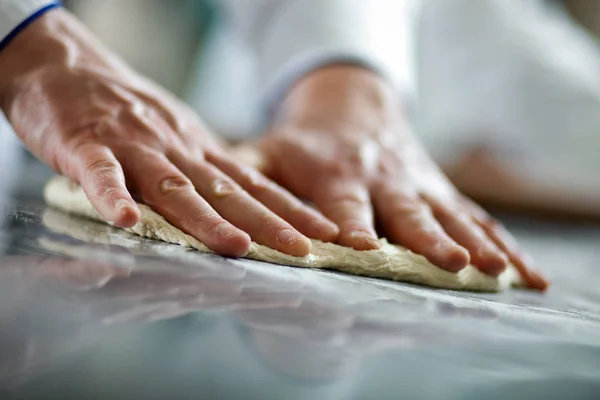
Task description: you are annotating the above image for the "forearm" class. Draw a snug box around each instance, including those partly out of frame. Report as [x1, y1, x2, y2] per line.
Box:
[0, 7, 148, 163]
[0, 7, 138, 91]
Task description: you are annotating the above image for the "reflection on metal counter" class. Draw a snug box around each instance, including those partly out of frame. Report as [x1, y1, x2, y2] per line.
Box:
[0, 167, 599, 400]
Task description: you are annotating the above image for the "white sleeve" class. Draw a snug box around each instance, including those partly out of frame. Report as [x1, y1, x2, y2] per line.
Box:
[219, 0, 416, 115]
[0, 0, 60, 46]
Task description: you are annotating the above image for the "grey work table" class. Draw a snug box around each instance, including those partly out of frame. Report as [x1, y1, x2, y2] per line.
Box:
[0, 162, 599, 400]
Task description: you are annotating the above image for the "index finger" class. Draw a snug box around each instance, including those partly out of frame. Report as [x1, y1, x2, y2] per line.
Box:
[68, 143, 140, 228]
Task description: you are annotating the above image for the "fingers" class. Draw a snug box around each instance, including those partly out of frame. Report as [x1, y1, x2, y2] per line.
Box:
[462, 198, 549, 290]
[373, 187, 470, 271]
[426, 196, 509, 276]
[312, 180, 381, 250]
[121, 149, 251, 257]
[72, 144, 140, 228]
[206, 152, 339, 242]
[171, 153, 312, 257]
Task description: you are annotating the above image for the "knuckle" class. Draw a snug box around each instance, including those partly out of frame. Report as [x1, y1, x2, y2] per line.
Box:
[266, 219, 288, 236]
[484, 216, 502, 229]
[240, 168, 270, 194]
[253, 213, 285, 234]
[97, 185, 120, 199]
[387, 201, 420, 216]
[87, 158, 118, 174]
[329, 193, 368, 208]
[192, 213, 223, 231]
[414, 220, 441, 236]
[158, 175, 193, 195]
[449, 210, 472, 225]
[210, 178, 240, 197]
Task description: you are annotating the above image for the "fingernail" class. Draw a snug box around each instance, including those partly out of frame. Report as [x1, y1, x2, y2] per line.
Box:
[277, 228, 302, 246]
[211, 179, 237, 196]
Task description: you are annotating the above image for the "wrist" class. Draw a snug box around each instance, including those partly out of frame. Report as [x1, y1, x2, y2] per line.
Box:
[0, 2, 63, 49]
[278, 65, 400, 131]
[0, 8, 72, 79]
[0, 9, 129, 111]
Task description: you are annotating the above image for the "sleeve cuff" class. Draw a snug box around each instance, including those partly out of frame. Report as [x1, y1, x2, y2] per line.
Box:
[0, 0, 62, 50]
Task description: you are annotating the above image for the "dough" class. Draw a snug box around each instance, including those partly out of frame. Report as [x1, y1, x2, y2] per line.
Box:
[43, 176, 521, 291]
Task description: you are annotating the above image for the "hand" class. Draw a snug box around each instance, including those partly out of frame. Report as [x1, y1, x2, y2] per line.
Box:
[0, 9, 338, 257]
[250, 65, 548, 290]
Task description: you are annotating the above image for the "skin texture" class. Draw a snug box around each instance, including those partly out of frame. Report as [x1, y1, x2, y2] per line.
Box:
[0, 9, 339, 258]
[245, 65, 548, 290]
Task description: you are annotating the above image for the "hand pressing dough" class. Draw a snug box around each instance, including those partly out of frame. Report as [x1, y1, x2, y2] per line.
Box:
[44, 176, 521, 291]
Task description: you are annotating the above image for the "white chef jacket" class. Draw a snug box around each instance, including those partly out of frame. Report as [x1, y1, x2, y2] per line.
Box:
[0, 0, 60, 46]
[218, 0, 414, 117]
[191, 0, 416, 138]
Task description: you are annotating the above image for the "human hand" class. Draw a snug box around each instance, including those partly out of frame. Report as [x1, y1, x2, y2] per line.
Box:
[0, 9, 338, 257]
[248, 65, 548, 290]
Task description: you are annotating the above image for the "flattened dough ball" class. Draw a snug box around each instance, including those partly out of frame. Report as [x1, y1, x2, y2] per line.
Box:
[44, 176, 521, 291]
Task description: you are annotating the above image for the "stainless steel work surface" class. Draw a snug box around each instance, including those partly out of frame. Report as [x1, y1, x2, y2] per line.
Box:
[1, 166, 599, 400]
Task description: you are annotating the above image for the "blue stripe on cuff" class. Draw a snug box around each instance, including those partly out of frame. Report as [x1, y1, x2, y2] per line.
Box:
[0, 2, 63, 51]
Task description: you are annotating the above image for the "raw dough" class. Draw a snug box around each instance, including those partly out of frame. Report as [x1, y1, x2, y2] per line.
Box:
[43, 176, 521, 291]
